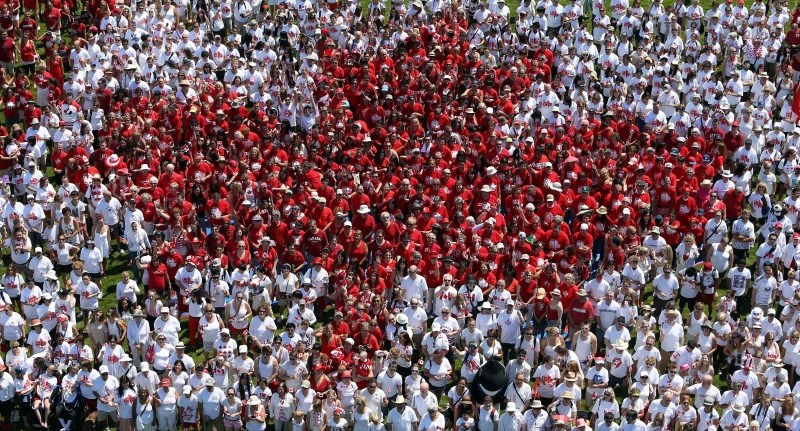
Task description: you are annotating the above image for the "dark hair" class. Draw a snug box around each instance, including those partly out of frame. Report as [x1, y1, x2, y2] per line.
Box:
[237, 373, 253, 400]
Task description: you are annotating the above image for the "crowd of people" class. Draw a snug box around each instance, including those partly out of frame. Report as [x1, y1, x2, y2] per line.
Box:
[0, 0, 799, 430]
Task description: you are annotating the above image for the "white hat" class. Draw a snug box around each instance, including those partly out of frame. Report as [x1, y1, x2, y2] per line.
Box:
[506, 402, 517, 412]
[396, 314, 408, 325]
[239, 345, 248, 353]
[480, 185, 493, 193]
[486, 166, 497, 175]
[160, 307, 170, 314]
[99, 365, 110, 374]
[722, 170, 733, 178]
[431, 322, 441, 331]
[357, 205, 370, 214]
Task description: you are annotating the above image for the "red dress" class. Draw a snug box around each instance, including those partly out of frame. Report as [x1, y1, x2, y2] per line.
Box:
[310, 376, 331, 393]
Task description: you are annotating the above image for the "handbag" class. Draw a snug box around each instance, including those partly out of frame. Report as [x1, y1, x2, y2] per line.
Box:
[145, 343, 156, 363]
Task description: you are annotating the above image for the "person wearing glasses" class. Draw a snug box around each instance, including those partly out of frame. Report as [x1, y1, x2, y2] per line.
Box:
[198, 304, 225, 363]
[674, 395, 699, 430]
[154, 305, 180, 345]
[274, 263, 299, 318]
[279, 350, 308, 392]
[221, 386, 243, 431]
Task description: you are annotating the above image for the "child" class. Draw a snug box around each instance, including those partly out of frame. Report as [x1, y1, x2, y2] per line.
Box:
[368, 413, 386, 431]
[291, 410, 306, 431]
[455, 406, 475, 431]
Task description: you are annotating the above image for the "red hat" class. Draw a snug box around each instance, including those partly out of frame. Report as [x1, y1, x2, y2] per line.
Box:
[313, 257, 323, 265]
[341, 371, 352, 378]
[191, 237, 202, 244]
[776, 223, 784, 228]
[161, 378, 170, 387]
[704, 262, 712, 270]
[731, 121, 739, 127]
[314, 364, 325, 371]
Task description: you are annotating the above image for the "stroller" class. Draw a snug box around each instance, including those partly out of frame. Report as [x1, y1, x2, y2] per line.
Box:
[48, 385, 85, 431]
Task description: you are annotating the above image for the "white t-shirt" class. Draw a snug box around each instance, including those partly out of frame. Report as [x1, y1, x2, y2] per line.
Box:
[178, 394, 200, 423]
[387, 407, 418, 431]
[728, 267, 752, 296]
[532, 364, 560, 398]
[0, 312, 25, 341]
[198, 386, 226, 419]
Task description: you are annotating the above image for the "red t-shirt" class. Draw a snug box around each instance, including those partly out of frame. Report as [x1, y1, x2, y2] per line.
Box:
[567, 298, 595, 325]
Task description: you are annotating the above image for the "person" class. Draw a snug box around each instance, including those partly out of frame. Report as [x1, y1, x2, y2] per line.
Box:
[419, 404, 445, 431]
[178, 385, 200, 430]
[245, 395, 267, 431]
[198, 377, 226, 431]
[2, 1, 800, 430]
[270, 383, 296, 431]
[155, 377, 179, 431]
[222, 387, 243, 431]
[498, 402, 523, 431]
[94, 364, 120, 431]
[133, 385, 157, 431]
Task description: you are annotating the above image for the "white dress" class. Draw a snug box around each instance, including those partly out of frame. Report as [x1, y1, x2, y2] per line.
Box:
[94, 227, 109, 259]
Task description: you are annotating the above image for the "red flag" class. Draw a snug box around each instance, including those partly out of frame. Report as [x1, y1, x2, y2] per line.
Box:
[792, 84, 800, 118]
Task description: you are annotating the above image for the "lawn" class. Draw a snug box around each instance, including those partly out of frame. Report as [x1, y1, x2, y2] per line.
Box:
[0, 0, 776, 425]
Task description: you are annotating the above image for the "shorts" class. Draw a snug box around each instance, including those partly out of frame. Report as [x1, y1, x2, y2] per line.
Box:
[203, 340, 215, 352]
[224, 417, 242, 429]
[97, 409, 118, 422]
[81, 308, 97, 321]
[182, 423, 199, 431]
[699, 293, 715, 305]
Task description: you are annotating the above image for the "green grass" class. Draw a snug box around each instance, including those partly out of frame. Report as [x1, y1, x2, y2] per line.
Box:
[0, 0, 776, 426]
